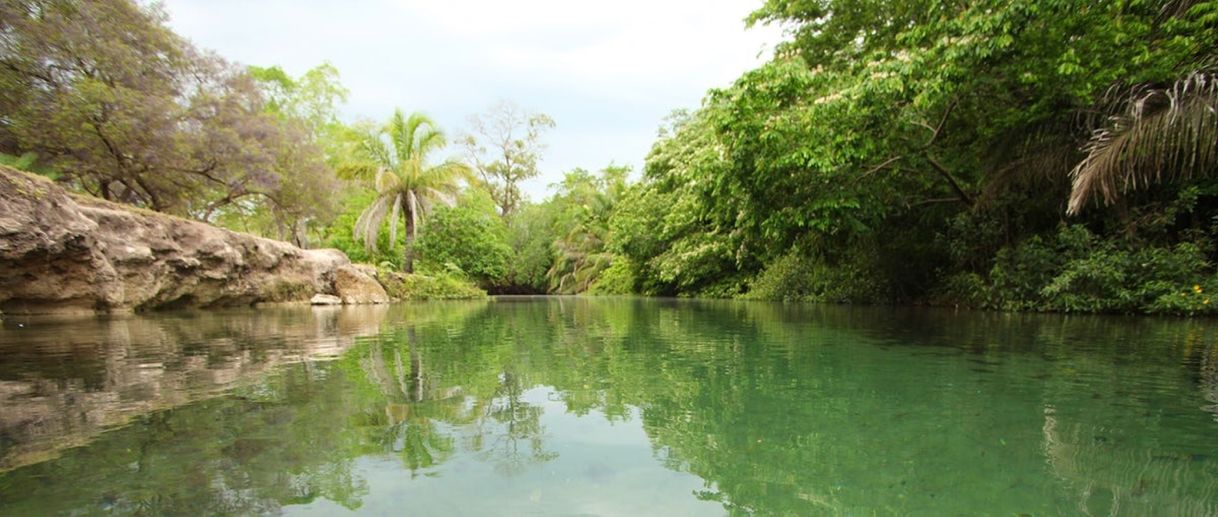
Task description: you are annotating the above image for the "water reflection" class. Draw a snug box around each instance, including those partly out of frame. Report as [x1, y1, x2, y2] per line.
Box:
[0, 305, 389, 472]
[0, 299, 1217, 515]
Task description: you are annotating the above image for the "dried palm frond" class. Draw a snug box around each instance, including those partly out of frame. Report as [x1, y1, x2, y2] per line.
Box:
[1157, 0, 1207, 21]
[355, 194, 391, 252]
[1067, 71, 1218, 215]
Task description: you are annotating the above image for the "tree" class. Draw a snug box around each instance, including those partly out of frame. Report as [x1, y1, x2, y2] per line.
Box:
[617, 0, 1218, 306]
[501, 202, 560, 293]
[415, 190, 513, 286]
[342, 110, 468, 273]
[545, 165, 629, 294]
[460, 100, 555, 217]
[247, 63, 348, 136]
[227, 63, 351, 246]
[0, 0, 303, 218]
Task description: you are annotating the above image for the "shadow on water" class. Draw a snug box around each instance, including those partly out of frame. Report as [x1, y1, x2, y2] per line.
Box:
[1, 298, 1217, 514]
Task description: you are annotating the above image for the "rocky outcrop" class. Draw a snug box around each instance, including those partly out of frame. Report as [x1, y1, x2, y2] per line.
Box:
[0, 166, 386, 314]
[335, 265, 389, 304]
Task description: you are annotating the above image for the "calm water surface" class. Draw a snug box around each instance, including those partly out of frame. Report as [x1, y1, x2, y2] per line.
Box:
[0, 298, 1216, 515]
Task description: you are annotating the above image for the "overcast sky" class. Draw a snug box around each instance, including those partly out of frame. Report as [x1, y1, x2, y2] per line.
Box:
[161, 0, 782, 199]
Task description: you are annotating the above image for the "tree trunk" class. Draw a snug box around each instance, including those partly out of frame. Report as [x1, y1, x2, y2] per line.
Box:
[404, 213, 415, 273]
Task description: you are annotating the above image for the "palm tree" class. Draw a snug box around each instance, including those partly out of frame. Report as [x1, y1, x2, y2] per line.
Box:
[545, 167, 627, 293]
[1067, 71, 1218, 215]
[343, 110, 468, 272]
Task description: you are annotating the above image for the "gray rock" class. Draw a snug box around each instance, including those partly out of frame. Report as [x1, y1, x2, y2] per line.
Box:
[0, 166, 367, 314]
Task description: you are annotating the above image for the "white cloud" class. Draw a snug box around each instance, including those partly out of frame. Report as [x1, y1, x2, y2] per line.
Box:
[162, 0, 782, 198]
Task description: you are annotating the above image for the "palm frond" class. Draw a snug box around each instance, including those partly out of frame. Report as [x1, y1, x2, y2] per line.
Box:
[1067, 71, 1218, 215]
[416, 125, 447, 157]
[425, 187, 456, 208]
[355, 195, 392, 252]
[417, 194, 434, 217]
[357, 129, 395, 171]
[389, 109, 412, 164]
[376, 167, 402, 193]
[345, 107, 474, 271]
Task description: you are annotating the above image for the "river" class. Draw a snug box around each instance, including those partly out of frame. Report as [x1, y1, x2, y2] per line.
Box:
[1, 298, 1216, 515]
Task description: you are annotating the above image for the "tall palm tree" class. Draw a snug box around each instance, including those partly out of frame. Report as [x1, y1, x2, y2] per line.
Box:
[343, 110, 468, 272]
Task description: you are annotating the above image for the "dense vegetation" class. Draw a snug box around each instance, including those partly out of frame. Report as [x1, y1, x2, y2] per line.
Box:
[2, 0, 1216, 313]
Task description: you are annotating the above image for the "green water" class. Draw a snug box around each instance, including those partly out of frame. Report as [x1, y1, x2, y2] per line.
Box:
[1, 299, 1216, 515]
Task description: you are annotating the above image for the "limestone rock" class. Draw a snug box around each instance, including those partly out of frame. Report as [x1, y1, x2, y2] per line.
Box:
[0, 166, 365, 314]
[334, 265, 389, 304]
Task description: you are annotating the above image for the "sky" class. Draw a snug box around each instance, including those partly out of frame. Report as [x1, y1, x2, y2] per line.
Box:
[161, 0, 783, 199]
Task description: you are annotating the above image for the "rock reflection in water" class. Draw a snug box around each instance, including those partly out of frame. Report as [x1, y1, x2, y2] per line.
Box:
[0, 305, 388, 471]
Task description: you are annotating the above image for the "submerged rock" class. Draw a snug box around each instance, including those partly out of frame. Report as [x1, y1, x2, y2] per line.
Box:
[0, 166, 358, 314]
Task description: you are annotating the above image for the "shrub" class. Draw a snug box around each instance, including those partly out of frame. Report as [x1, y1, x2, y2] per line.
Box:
[588, 257, 637, 295]
[980, 225, 1218, 314]
[415, 196, 512, 286]
[744, 252, 882, 303]
[376, 269, 487, 301]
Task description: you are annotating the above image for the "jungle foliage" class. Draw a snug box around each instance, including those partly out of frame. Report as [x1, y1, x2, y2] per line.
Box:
[5, 0, 1218, 313]
[595, 0, 1218, 313]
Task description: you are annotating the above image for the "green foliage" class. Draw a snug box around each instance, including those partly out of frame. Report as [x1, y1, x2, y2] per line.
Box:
[745, 252, 881, 304]
[952, 225, 1218, 315]
[377, 269, 487, 300]
[211, 62, 352, 246]
[0, 152, 58, 179]
[247, 62, 349, 134]
[0, 0, 338, 226]
[415, 191, 512, 286]
[620, 0, 1218, 314]
[5, 0, 1216, 315]
[500, 202, 558, 293]
[608, 116, 750, 296]
[587, 257, 637, 295]
[545, 166, 629, 294]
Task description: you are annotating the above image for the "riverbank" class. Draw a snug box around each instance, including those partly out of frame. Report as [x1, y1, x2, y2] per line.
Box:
[0, 166, 483, 314]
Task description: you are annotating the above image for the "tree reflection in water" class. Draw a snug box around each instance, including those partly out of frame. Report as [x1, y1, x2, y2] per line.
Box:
[1, 300, 1218, 514]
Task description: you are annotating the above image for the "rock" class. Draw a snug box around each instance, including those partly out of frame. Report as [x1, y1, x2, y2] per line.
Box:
[350, 263, 380, 280]
[334, 265, 389, 304]
[0, 166, 365, 314]
[310, 294, 342, 305]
